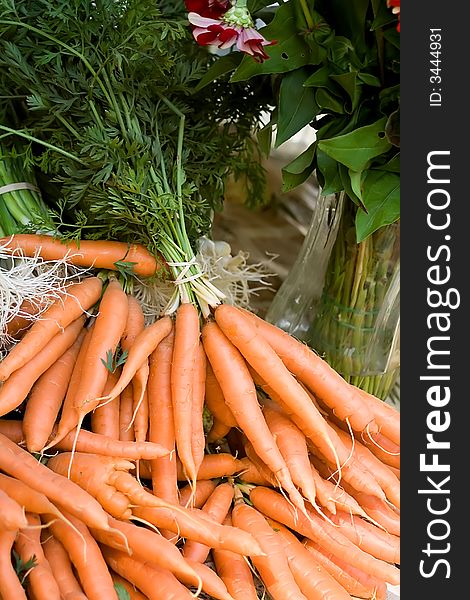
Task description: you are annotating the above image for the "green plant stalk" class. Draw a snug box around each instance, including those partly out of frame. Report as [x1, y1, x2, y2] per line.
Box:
[308, 204, 399, 400]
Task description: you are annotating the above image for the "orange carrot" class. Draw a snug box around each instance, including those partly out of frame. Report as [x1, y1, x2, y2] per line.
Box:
[132, 366, 150, 443]
[121, 296, 146, 351]
[236, 456, 273, 487]
[91, 368, 122, 439]
[0, 529, 27, 600]
[52, 277, 129, 446]
[0, 433, 115, 532]
[266, 518, 352, 600]
[23, 328, 86, 453]
[205, 362, 237, 428]
[91, 517, 199, 585]
[171, 302, 200, 487]
[132, 506, 264, 558]
[324, 509, 400, 564]
[0, 276, 102, 381]
[119, 384, 135, 442]
[5, 297, 48, 339]
[47, 511, 118, 600]
[100, 316, 173, 407]
[250, 486, 400, 585]
[179, 479, 217, 509]
[213, 515, 258, 600]
[1, 234, 159, 277]
[182, 481, 234, 562]
[101, 546, 193, 600]
[207, 418, 232, 443]
[191, 342, 207, 479]
[202, 321, 307, 516]
[14, 513, 61, 600]
[176, 453, 244, 481]
[0, 488, 28, 531]
[42, 535, 88, 600]
[0, 419, 169, 460]
[303, 539, 388, 599]
[231, 492, 308, 600]
[363, 431, 400, 470]
[148, 327, 179, 508]
[262, 401, 318, 508]
[358, 389, 400, 446]
[214, 307, 344, 477]
[238, 307, 379, 434]
[346, 492, 400, 537]
[0, 315, 86, 417]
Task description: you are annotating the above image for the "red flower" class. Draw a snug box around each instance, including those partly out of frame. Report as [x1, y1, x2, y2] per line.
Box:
[185, 0, 229, 19]
[236, 27, 273, 63]
[188, 13, 239, 49]
[387, 0, 400, 32]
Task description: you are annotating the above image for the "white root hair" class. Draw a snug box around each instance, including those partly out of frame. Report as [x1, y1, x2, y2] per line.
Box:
[0, 242, 90, 356]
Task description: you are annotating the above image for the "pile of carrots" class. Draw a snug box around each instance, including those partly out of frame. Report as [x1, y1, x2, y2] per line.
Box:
[0, 235, 400, 600]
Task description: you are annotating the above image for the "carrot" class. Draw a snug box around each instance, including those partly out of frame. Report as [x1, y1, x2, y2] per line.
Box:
[213, 515, 258, 600]
[249, 486, 400, 585]
[262, 401, 318, 509]
[47, 511, 118, 600]
[207, 418, 232, 443]
[202, 321, 307, 516]
[110, 572, 148, 600]
[0, 315, 86, 417]
[44, 323, 94, 449]
[91, 368, 122, 439]
[237, 307, 379, 434]
[205, 362, 237, 428]
[304, 540, 388, 600]
[121, 296, 146, 351]
[266, 518, 352, 600]
[5, 297, 48, 339]
[0, 433, 116, 532]
[1, 234, 159, 277]
[42, 535, 88, 600]
[0, 419, 170, 460]
[0, 488, 28, 531]
[0, 529, 27, 600]
[132, 367, 150, 443]
[23, 328, 86, 453]
[101, 546, 193, 600]
[329, 422, 400, 508]
[308, 461, 366, 517]
[253, 368, 386, 500]
[148, 327, 179, 508]
[177, 453, 244, 481]
[14, 513, 61, 600]
[132, 506, 264, 557]
[213, 307, 343, 479]
[171, 302, 200, 487]
[182, 559, 235, 600]
[0, 276, 102, 381]
[323, 509, 400, 564]
[231, 491, 308, 600]
[179, 479, 217, 509]
[191, 342, 207, 479]
[358, 389, 400, 446]
[363, 431, 400, 470]
[119, 384, 135, 442]
[100, 315, 173, 407]
[52, 277, 129, 448]
[242, 439, 279, 488]
[182, 481, 234, 562]
[236, 456, 273, 487]
[91, 517, 199, 585]
[345, 492, 400, 537]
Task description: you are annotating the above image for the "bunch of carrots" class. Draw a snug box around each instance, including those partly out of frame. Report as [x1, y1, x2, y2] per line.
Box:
[0, 233, 400, 600]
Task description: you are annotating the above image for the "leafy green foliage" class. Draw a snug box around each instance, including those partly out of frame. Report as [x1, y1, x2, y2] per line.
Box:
[0, 0, 272, 258]
[12, 550, 37, 587]
[114, 583, 131, 600]
[101, 345, 128, 373]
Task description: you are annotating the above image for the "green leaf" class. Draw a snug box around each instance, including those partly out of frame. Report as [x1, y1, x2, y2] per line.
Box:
[321, 0, 370, 53]
[281, 142, 316, 191]
[101, 346, 128, 373]
[101, 349, 115, 373]
[315, 88, 345, 114]
[13, 550, 37, 585]
[193, 54, 243, 92]
[329, 72, 359, 110]
[357, 72, 381, 87]
[257, 122, 273, 158]
[114, 260, 138, 276]
[114, 583, 131, 600]
[275, 68, 319, 148]
[349, 168, 364, 201]
[317, 118, 391, 172]
[316, 150, 343, 195]
[230, 2, 313, 82]
[355, 170, 400, 241]
[282, 166, 313, 192]
[378, 153, 400, 173]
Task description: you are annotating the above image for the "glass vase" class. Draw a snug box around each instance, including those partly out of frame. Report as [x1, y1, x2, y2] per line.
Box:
[266, 190, 400, 400]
